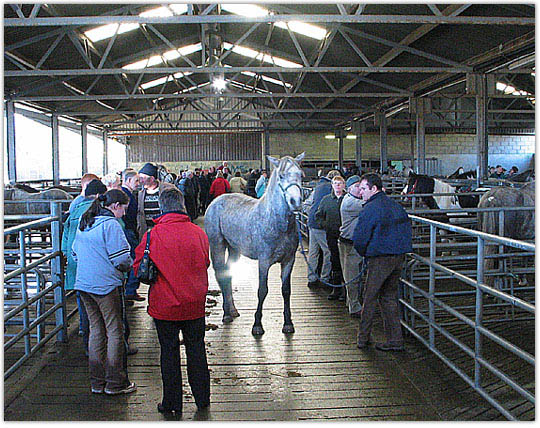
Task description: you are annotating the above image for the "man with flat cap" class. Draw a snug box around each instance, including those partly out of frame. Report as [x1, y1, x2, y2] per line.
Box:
[136, 162, 175, 241]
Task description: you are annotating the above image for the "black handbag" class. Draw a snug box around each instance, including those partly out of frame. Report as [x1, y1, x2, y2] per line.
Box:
[136, 230, 157, 284]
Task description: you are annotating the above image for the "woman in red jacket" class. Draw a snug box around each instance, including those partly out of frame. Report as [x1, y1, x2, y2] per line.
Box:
[134, 187, 210, 416]
[209, 170, 230, 200]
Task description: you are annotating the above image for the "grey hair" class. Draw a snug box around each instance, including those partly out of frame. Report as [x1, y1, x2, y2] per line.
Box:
[158, 187, 186, 213]
[122, 169, 137, 181]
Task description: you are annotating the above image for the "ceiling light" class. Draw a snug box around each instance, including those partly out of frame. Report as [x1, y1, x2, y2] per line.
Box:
[212, 77, 227, 92]
[325, 135, 335, 139]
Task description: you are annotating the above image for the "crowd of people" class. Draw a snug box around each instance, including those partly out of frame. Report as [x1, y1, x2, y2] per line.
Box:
[489, 164, 519, 179]
[59, 158, 412, 414]
[306, 170, 412, 351]
[58, 160, 272, 414]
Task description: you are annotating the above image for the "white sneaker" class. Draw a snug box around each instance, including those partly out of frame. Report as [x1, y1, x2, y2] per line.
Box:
[104, 382, 137, 395]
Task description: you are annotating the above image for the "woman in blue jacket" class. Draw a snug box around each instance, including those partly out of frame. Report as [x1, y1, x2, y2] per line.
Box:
[72, 189, 136, 395]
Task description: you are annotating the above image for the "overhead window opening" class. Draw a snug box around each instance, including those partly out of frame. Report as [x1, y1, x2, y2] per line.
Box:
[140, 71, 193, 90]
[222, 42, 302, 68]
[241, 71, 292, 88]
[221, 4, 327, 40]
[122, 43, 202, 70]
[227, 79, 270, 94]
[83, 4, 188, 43]
[496, 81, 535, 104]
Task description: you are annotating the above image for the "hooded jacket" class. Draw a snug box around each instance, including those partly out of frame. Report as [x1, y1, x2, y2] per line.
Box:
[133, 212, 210, 321]
[339, 192, 365, 242]
[72, 209, 132, 295]
[61, 198, 93, 290]
[352, 191, 412, 258]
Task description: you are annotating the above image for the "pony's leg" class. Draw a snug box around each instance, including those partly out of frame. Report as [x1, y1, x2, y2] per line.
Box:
[210, 240, 236, 323]
[280, 257, 295, 334]
[252, 260, 271, 336]
[226, 247, 240, 318]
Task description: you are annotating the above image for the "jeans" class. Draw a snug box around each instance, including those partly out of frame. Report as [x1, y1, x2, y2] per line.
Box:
[307, 228, 331, 283]
[357, 255, 405, 345]
[79, 287, 130, 392]
[123, 228, 140, 296]
[337, 240, 363, 314]
[326, 233, 343, 283]
[154, 317, 210, 412]
[76, 291, 89, 351]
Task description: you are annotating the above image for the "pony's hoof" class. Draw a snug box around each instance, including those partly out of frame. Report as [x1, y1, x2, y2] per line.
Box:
[222, 315, 234, 323]
[251, 325, 265, 336]
[282, 324, 295, 334]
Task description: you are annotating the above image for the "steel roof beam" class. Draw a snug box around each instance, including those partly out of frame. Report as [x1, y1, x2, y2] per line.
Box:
[5, 66, 469, 77]
[5, 15, 535, 26]
[16, 92, 411, 102]
[60, 108, 367, 116]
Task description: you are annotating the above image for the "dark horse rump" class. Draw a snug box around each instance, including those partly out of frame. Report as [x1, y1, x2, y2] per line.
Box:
[477, 181, 535, 289]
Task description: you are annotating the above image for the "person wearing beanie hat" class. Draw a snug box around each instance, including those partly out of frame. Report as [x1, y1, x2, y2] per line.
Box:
[337, 175, 365, 317]
[139, 162, 158, 179]
[137, 163, 176, 241]
[85, 179, 108, 197]
[346, 175, 361, 189]
[62, 178, 108, 354]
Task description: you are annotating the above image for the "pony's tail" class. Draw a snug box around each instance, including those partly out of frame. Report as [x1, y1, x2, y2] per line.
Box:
[478, 203, 499, 286]
[79, 195, 106, 231]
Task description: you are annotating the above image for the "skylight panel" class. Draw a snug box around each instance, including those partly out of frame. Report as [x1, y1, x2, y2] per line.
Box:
[241, 71, 292, 88]
[221, 4, 268, 17]
[221, 4, 327, 40]
[227, 79, 270, 94]
[223, 42, 302, 68]
[84, 23, 139, 43]
[139, 6, 173, 17]
[84, 5, 188, 43]
[122, 43, 202, 70]
[275, 21, 327, 40]
[140, 71, 193, 90]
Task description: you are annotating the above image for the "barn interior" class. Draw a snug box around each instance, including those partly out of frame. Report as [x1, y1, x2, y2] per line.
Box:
[3, 3, 536, 422]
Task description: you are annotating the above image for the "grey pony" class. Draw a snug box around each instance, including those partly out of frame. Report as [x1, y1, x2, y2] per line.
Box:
[205, 153, 305, 336]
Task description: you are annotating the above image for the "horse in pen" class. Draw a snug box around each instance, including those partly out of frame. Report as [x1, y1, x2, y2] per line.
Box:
[477, 181, 535, 290]
[205, 153, 305, 336]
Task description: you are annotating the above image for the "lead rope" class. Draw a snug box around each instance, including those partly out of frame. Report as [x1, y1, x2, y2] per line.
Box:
[294, 216, 366, 289]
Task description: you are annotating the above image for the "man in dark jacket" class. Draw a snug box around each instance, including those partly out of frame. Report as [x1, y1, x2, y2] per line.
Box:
[121, 169, 144, 301]
[315, 175, 346, 300]
[352, 173, 412, 352]
[306, 170, 342, 288]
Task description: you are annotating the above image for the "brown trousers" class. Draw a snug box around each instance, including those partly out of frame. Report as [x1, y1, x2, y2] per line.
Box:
[357, 254, 405, 345]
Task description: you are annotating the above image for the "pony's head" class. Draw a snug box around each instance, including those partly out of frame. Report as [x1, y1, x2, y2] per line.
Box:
[268, 153, 305, 211]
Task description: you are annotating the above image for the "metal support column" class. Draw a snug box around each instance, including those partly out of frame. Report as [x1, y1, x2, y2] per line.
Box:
[376, 111, 387, 174]
[335, 129, 345, 171]
[51, 113, 60, 185]
[411, 98, 427, 174]
[262, 128, 270, 171]
[102, 129, 108, 175]
[352, 121, 363, 171]
[6, 101, 17, 183]
[476, 75, 489, 180]
[81, 122, 88, 175]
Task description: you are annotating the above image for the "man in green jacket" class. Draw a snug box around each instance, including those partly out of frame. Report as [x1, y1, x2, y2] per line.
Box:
[315, 175, 346, 301]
